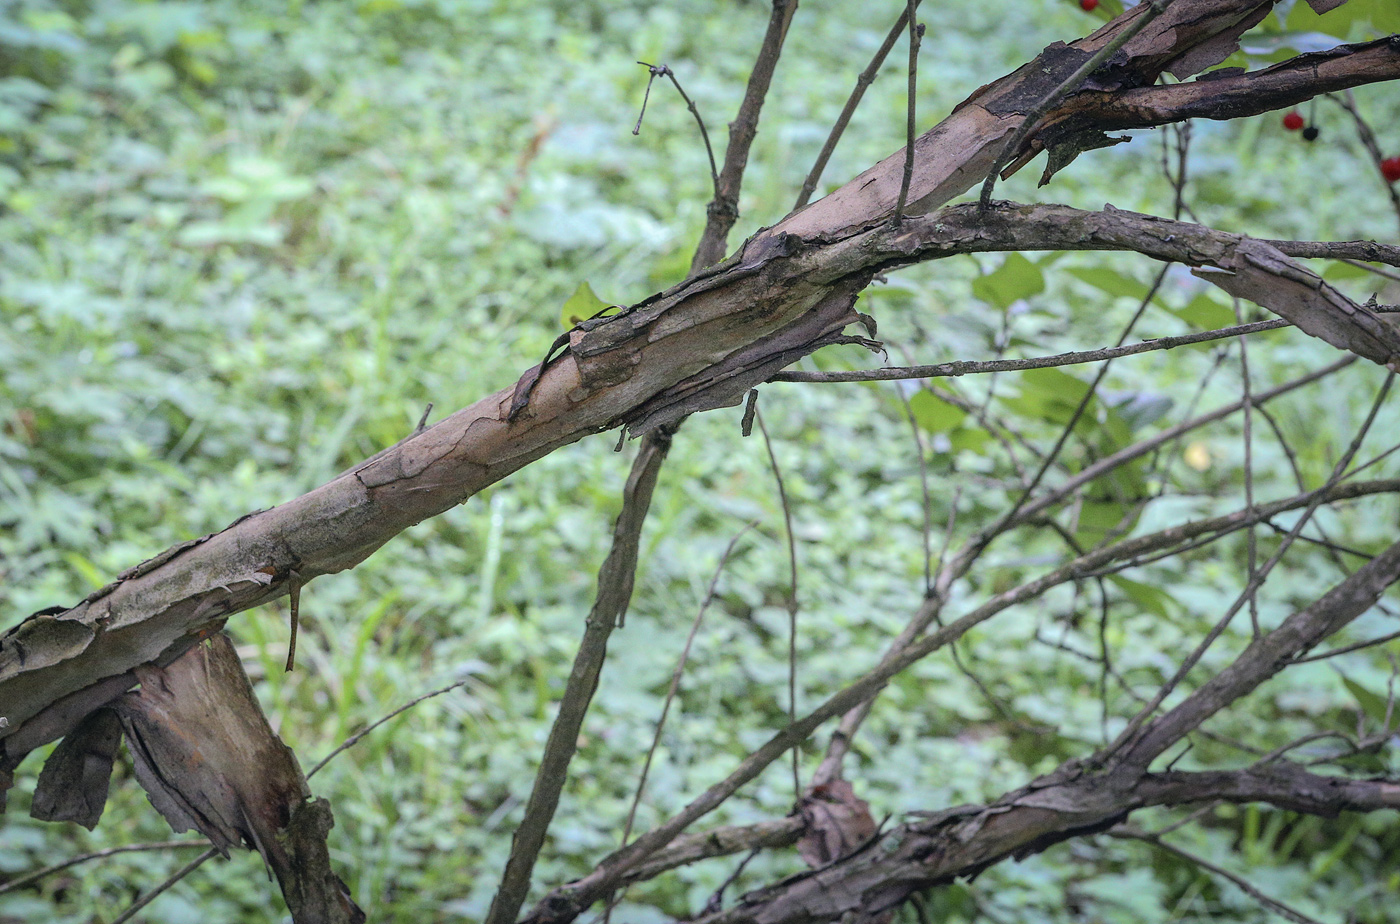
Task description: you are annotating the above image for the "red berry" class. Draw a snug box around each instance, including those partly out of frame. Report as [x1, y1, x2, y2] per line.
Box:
[1080, 0, 1098, 9]
[1282, 111, 1304, 131]
[1382, 157, 1400, 184]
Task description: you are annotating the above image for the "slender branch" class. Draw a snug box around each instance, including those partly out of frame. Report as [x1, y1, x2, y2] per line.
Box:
[1113, 828, 1328, 924]
[0, 840, 207, 897]
[754, 408, 802, 797]
[635, 63, 719, 193]
[1328, 89, 1400, 237]
[937, 356, 1356, 602]
[484, 431, 673, 924]
[616, 524, 755, 863]
[1236, 298, 1260, 637]
[1109, 373, 1396, 767]
[793, 1, 920, 210]
[690, 0, 800, 273]
[1291, 627, 1400, 664]
[893, 0, 921, 222]
[524, 477, 1400, 922]
[770, 319, 1291, 383]
[307, 676, 479, 778]
[109, 848, 219, 924]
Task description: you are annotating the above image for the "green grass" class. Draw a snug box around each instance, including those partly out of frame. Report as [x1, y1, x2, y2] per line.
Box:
[4, 1, 1400, 921]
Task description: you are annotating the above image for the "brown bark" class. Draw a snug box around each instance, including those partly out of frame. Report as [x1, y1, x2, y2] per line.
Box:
[4, 2, 1400, 917]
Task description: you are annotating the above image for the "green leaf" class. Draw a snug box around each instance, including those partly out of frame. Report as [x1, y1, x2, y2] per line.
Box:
[1108, 575, 1177, 619]
[1339, 674, 1393, 730]
[1073, 499, 1135, 548]
[909, 390, 967, 433]
[971, 253, 1044, 309]
[1285, 0, 1400, 38]
[1172, 292, 1235, 330]
[1006, 367, 1093, 426]
[559, 280, 608, 329]
[1065, 266, 1150, 301]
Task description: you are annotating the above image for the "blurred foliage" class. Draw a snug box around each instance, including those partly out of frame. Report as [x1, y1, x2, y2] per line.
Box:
[2, 0, 1400, 921]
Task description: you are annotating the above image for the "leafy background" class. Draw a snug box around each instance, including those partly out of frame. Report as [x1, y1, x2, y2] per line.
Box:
[2, 0, 1399, 921]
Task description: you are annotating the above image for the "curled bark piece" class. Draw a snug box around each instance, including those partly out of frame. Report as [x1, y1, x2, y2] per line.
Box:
[30, 708, 122, 830]
[115, 633, 363, 924]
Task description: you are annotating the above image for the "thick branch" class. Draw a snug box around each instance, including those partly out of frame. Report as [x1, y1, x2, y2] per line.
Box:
[7, 196, 1396, 793]
[684, 760, 1400, 924]
[484, 433, 672, 924]
[1044, 35, 1400, 136]
[8, 0, 1392, 808]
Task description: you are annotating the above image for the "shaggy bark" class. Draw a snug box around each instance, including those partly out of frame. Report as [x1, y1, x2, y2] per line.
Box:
[4, 1, 1400, 919]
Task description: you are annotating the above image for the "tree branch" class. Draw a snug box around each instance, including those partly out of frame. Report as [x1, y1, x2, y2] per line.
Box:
[771, 318, 1291, 382]
[690, 0, 800, 272]
[484, 431, 672, 924]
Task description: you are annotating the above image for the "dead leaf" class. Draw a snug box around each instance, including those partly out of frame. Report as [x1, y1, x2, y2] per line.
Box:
[796, 778, 878, 867]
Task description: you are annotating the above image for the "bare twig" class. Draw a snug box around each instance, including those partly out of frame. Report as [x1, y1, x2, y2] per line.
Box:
[109, 848, 220, 924]
[1235, 299, 1260, 637]
[1291, 627, 1400, 664]
[611, 522, 756, 916]
[0, 840, 207, 897]
[893, 0, 921, 222]
[484, 431, 673, 924]
[895, 384, 935, 592]
[769, 318, 1291, 383]
[1328, 90, 1400, 237]
[524, 477, 1400, 921]
[1107, 372, 1395, 765]
[755, 408, 802, 797]
[635, 63, 719, 194]
[690, 0, 800, 272]
[1113, 828, 1328, 924]
[793, 1, 921, 210]
[307, 676, 479, 778]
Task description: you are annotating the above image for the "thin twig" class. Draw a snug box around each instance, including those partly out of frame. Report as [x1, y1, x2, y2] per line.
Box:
[970, 266, 1167, 588]
[484, 431, 673, 924]
[755, 407, 802, 797]
[635, 63, 719, 194]
[308, 676, 479, 778]
[770, 318, 1291, 382]
[109, 848, 220, 924]
[1292, 627, 1400, 664]
[1327, 90, 1400, 237]
[1235, 299, 1260, 637]
[1107, 372, 1396, 765]
[526, 476, 1400, 918]
[895, 384, 935, 593]
[607, 523, 755, 922]
[1114, 828, 1328, 924]
[979, 0, 1172, 209]
[937, 356, 1355, 602]
[793, 1, 921, 210]
[893, 0, 921, 222]
[0, 840, 207, 897]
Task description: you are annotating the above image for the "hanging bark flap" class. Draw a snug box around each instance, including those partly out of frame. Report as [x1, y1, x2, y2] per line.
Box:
[30, 707, 123, 830]
[115, 633, 363, 924]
